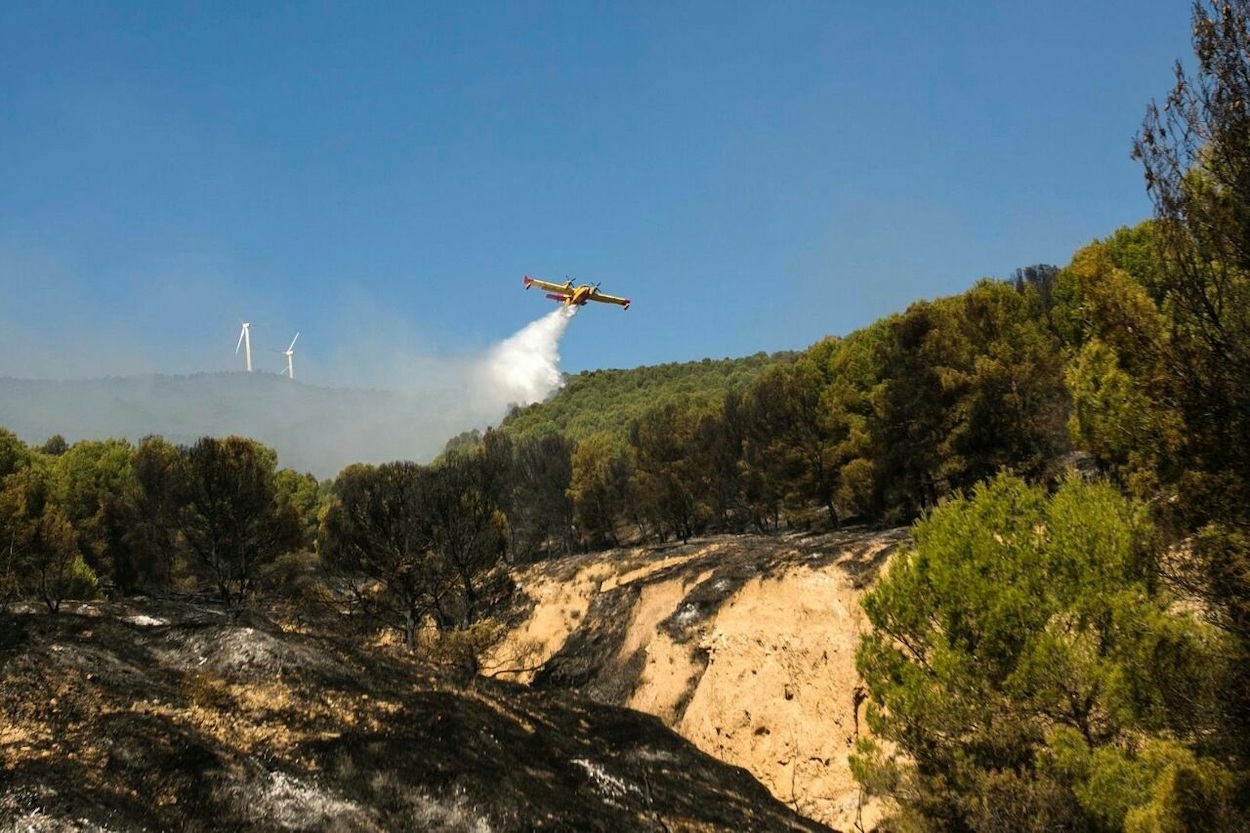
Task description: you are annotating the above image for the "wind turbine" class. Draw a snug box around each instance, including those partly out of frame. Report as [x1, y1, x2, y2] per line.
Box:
[281, 332, 299, 379]
[235, 322, 252, 372]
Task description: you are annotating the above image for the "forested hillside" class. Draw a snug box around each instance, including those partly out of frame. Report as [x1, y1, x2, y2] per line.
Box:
[5, 3, 1250, 830]
[498, 351, 788, 444]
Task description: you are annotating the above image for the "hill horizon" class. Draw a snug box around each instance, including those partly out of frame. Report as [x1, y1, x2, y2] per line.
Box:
[0, 372, 477, 478]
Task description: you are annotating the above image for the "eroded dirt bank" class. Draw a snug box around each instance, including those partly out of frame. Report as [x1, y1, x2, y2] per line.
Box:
[486, 529, 908, 831]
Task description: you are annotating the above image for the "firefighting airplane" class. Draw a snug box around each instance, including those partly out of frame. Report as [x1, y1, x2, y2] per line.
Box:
[522, 275, 631, 310]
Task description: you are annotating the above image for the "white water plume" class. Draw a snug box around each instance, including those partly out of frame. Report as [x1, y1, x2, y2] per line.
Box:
[476, 306, 577, 408]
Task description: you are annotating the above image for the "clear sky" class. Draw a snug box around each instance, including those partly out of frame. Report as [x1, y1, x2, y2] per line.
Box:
[1, 1, 1194, 384]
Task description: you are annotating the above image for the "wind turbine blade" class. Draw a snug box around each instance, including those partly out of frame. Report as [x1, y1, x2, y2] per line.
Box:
[236, 327, 245, 354]
[287, 332, 300, 352]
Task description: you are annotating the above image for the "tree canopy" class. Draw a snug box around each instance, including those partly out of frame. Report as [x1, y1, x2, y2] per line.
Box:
[855, 475, 1236, 831]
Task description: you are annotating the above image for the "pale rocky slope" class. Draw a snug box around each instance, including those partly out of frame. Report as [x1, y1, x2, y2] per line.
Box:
[486, 528, 908, 831]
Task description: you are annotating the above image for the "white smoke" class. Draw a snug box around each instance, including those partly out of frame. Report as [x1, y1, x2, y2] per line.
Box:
[475, 306, 577, 409]
[0, 305, 583, 478]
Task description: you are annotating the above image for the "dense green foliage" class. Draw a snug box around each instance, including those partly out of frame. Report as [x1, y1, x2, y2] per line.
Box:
[561, 277, 1072, 542]
[0, 434, 292, 611]
[855, 475, 1236, 830]
[499, 352, 787, 443]
[0, 434, 94, 613]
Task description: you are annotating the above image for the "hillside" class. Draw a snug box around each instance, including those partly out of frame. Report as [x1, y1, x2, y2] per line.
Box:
[0, 598, 833, 832]
[499, 352, 789, 443]
[0, 353, 791, 478]
[486, 528, 908, 831]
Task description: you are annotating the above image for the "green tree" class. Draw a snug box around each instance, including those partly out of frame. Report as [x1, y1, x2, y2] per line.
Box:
[854, 475, 1233, 830]
[176, 436, 301, 610]
[628, 402, 704, 542]
[273, 466, 325, 550]
[869, 299, 970, 519]
[690, 390, 759, 532]
[421, 447, 509, 629]
[725, 389, 784, 532]
[38, 434, 68, 457]
[568, 432, 632, 548]
[0, 429, 34, 603]
[51, 438, 134, 583]
[0, 463, 96, 612]
[949, 280, 1069, 488]
[439, 428, 483, 458]
[507, 433, 575, 561]
[864, 284, 1068, 523]
[321, 462, 447, 647]
[0, 428, 32, 481]
[1052, 233, 1178, 496]
[1010, 263, 1061, 315]
[824, 320, 892, 521]
[747, 343, 849, 527]
[1133, 0, 1250, 757]
[322, 449, 508, 645]
[112, 435, 184, 593]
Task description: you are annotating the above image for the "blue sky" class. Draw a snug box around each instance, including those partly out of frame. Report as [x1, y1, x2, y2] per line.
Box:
[1, 2, 1193, 383]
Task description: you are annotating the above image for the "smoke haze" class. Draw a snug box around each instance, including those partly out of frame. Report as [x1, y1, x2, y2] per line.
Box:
[0, 307, 579, 478]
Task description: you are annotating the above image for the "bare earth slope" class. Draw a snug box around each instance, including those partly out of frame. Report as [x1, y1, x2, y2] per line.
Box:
[0, 600, 832, 832]
[487, 529, 908, 831]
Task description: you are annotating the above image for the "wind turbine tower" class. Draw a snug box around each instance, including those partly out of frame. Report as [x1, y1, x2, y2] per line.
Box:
[236, 322, 253, 372]
[282, 332, 299, 380]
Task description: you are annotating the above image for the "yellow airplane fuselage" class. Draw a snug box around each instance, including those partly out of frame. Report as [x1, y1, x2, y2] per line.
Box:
[523, 275, 631, 310]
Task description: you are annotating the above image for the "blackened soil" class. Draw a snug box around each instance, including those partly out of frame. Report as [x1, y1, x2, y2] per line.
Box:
[0, 599, 833, 832]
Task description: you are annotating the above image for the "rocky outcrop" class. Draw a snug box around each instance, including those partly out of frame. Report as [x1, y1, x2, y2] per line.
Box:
[488, 529, 908, 830]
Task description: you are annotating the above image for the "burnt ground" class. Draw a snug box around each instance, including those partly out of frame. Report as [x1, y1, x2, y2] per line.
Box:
[0, 598, 833, 832]
[526, 528, 908, 716]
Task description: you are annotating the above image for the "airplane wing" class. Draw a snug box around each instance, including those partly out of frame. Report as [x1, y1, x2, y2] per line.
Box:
[589, 291, 631, 310]
[522, 275, 572, 297]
